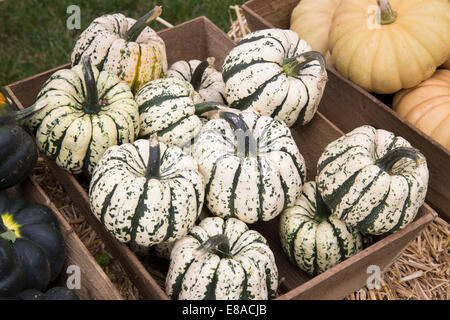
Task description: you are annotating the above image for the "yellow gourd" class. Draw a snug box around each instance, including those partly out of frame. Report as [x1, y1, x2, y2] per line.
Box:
[329, 0, 450, 94]
[393, 69, 450, 150]
[290, 0, 341, 67]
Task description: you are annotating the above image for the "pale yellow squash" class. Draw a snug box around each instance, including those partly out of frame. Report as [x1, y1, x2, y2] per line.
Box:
[290, 0, 341, 67]
[393, 69, 450, 150]
[329, 0, 450, 94]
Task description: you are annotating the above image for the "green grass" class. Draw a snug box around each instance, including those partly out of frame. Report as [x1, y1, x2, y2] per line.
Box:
[0, 0, 246, 85]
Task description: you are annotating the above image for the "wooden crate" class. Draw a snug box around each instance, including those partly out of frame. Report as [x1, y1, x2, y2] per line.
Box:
[5, 16, 437, 300]
[242, 0, 450, 223]
[5, 177, 123, 300]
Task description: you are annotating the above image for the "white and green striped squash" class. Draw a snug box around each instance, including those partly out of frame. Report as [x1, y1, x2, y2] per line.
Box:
[71, 7, 167, 93]
[26, 58, 139, 175]
[193, 109, 306, 224]
[222, 28, 327, 127]
[280, 181, 365, 275]
[166, 216, 278, 300]
[129, 209, 211, 259]
[317, 125, 429, 235]
[167, 57, 226, 104]
[89, 136, 205, 247]
[135, 77, 220, 148]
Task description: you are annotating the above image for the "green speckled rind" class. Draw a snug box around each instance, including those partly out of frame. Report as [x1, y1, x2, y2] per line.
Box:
[317, 125, 429, 235]
[166, 216, 278, 300]
[71, 13, 167, 92]
[279, 181, 364, 275]
[222, 29, 327, 127]
[135, 77, 204, 149]
[27, 65, 139, 175]
[193, 110, 306, 223]
[89, 139, 205, 247]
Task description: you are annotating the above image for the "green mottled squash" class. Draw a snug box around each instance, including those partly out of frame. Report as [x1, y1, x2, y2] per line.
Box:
[89, 135, 205, 247]
[280, 181, 365, 275]
[26, 57, 139, 175]
[317, 125, 429, 235]
[166, 216, 278, 300]
[222, 28, 327, 127]
[167, 57, 226, 104]
[135, 77, 221, 148]
[193, 109, 306, 224]
[71, 6, 167, 93]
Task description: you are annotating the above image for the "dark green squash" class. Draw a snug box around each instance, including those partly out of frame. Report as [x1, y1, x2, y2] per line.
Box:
[0, 191, 65, 297]
[0, 90, 38, 190]
[0, 238, 25, 297]
[18, 287, 79, 300]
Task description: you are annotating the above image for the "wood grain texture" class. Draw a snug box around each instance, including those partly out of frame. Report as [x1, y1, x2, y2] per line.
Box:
[6, 177, 123, 300]
[241, 0, 450, 223]
[5, 16, 438, 300]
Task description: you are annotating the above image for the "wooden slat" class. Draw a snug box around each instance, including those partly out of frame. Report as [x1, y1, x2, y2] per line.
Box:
[6, 177, 123, 300]
[241, 0, 450, 222]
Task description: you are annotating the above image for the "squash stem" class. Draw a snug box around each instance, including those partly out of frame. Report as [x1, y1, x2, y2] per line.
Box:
[196, 234, 232, 259]
[81, 57, 101, 114]
[220, 111, 257, 158]
[194, 101, 227, 116]
[375, 147, 420, 173]
[377, 0, 397, 25]
[191, 57, 215, 91]
[1, 88, 47, 127]
[125, 6, 162, 42]
[13, 99, 48, 124]
[282, 51, 326, 77]
[146, 134, 161, 179]
[0, 217, 16, 243]
[314, 185, 332, 223]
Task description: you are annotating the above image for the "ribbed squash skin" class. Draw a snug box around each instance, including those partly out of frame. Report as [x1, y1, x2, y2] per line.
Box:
[135, 78, 204, 148]
[317, 126, 429, 235]
[280, 182, 364, 275]
[0, 238, 24, 297]
[0, 121, 37, 190]
[393, 69, 450, 150]
[167, 59, 226, 104]
[329, 0, 450, 94]
[193, 110, 306, 224]
[71, 12, 167, 92]
[0, 192, 65, 296]
[222, 29, 327, 127]
[26, 64, 139, 175]
[89, 139, 205, 247]
[166, 217, 278, 300]
[0, 94, 38, 190]
[290, 0, 341, 66]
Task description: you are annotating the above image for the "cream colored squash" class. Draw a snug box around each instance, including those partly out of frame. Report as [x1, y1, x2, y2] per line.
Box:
[290, 0, 341, 67]
[329, 0, 450, 94]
